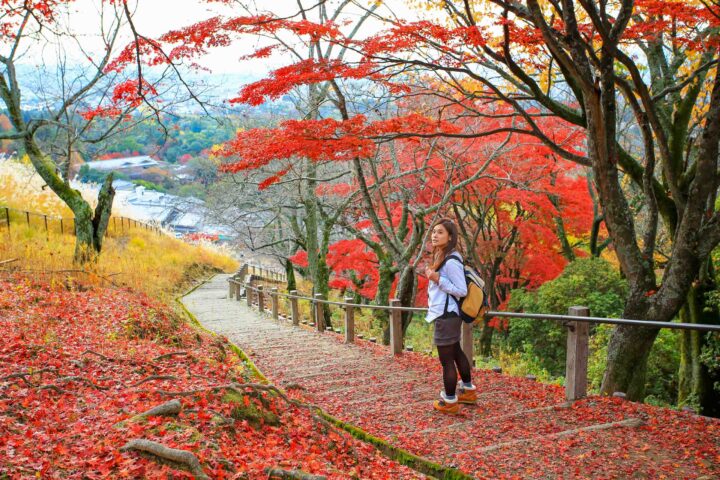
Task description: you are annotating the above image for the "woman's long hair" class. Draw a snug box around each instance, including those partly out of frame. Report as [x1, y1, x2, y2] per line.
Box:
[430, 218, 460, 270]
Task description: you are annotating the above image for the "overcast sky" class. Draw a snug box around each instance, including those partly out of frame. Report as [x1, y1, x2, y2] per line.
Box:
[28, 0, 417, 76]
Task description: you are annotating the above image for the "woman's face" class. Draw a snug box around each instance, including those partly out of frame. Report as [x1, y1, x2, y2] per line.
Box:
[431, 224, 451, 249]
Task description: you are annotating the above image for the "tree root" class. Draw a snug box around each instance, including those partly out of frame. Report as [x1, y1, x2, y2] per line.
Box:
[81, 350, 116, 362]
[120, 439, 210, 480]
[266, 467, 327, 479]
[35, 385, 66, 394]
[114, 399, 183, 427]
[57, 376, 110, 390]
[153, 351, 188, 362]
[140, 399, 182, 417]
[131, 375, 179, 387]
[141, 398, 183, 419]
[137, 383, 333, 431]
[1, 367, 58, 384]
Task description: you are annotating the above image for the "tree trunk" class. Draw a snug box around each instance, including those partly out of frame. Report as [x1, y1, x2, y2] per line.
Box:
[24, 140, 115, 264]
[479, 319, 494, 358]
[285, 259, 297, 292]
[302, 205, 320, 289]
[396, 264, 417, 335]
[91, 173, 115, 253]
[678, 282, 720, 416]
[317, 252, 331, 328]
[600, 292, 659, 399]
[588, 69, 658, 400]
[601, 324, 660, 399]
[374, 256, 395, 345]
[478, 261, 505, 358]
[548, 189, 575, 261]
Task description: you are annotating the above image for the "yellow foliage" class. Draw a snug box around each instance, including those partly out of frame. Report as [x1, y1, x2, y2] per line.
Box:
[0, 159, 133, 217]
[0, 159, 238, 301]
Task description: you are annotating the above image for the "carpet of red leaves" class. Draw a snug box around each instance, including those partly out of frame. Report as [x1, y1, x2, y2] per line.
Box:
[248, 315, 720, 480]
[0, 277, 425, 479]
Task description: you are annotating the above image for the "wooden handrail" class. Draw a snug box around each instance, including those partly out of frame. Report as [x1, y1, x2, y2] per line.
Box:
[229, 277, 720, 332]
[227, 261, 720, 402]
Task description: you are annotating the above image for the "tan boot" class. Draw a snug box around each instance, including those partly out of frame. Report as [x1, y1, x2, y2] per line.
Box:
[457, 386, 477, 404]
[433, 398, 460, 415]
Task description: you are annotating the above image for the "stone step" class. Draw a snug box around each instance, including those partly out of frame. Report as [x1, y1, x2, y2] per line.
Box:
[406, 401, 641, 461]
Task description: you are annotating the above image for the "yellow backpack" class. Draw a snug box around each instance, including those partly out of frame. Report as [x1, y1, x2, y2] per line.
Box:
[440, 254, 489, 325]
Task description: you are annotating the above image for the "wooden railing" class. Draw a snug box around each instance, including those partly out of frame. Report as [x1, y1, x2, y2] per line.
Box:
[242, 264, 287, 283]
[1, 205, 164, 237]
[226, 266, 720, 403]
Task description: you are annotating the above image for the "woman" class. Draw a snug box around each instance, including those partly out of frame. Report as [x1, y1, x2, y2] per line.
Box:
[424, 218, 477, 414]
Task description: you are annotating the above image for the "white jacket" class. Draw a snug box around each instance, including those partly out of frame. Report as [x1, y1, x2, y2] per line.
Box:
[425, 252, 467, 322]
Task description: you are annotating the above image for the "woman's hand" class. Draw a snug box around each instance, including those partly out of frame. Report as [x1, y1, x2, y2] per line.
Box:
[424, 267, 439, 283]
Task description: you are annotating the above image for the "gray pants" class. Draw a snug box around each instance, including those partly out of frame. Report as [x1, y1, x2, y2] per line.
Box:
[433, 315, 462, 346]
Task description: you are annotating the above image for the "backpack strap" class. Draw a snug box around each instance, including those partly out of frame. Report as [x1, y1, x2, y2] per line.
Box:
[438, 253, 463, 316]
[437, 253, 463, 271]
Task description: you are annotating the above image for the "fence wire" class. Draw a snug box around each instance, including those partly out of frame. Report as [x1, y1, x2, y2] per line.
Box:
[1, 205, 163, 239]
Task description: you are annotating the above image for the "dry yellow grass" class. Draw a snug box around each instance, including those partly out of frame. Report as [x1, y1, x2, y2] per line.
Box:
[1, 158, 78, 216]
[0, 159, 238, 300]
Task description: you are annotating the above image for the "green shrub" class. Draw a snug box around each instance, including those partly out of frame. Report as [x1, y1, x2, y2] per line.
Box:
[503, 257, 628, 376]
[644, 328, 680, 402]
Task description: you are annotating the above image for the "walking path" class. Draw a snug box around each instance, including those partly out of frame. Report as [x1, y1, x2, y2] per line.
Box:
[182, 275, 720, 479]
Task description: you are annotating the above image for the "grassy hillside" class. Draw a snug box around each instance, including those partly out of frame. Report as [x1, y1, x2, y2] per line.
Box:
[0, 159, 237, 300]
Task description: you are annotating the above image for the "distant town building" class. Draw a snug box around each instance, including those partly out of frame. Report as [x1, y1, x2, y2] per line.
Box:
[110, 179, 136, 191]
[72, 166, 234, 239]
[117, 184, 200, 234]
[85, 155, 160, 172]
[105, 182, 233, 239]
[83, 156, 170, 182]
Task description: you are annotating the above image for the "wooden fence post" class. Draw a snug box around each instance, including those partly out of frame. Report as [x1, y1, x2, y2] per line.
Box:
[271, 287, 279, 320]
[314, 294, 325, 331]
[60, 218, 64, 235]
[390, 299, 403, 355]
[461, 322, 474, 366]
[257, 286, 265, 313]
[290, 290, 299, 326]
[344, 296, 355, 343]
[228, 280, 234, 299]
[5, 207, 10, 234]
[566, 306, 589, 401]
[246, 277, 253, 307]
[43, 215, 48, 238]
[26, 211, 30, 226]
